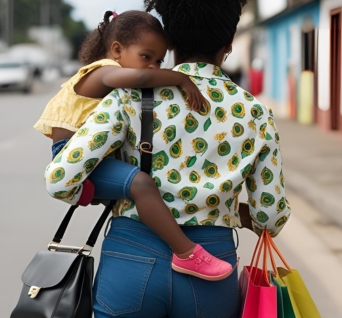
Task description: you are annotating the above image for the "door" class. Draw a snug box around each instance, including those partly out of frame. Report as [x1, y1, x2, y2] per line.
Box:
[330, 8, 342, 131]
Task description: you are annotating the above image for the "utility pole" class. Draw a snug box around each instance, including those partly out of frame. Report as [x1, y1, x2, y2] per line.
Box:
[40, 0, 50, 26]
[1, 0, 14, 47]
[52, 0, 62, 26]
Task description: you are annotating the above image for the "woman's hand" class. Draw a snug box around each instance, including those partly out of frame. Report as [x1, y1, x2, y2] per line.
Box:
[180, 76, 207, 112]
[239, 203, 255, 233]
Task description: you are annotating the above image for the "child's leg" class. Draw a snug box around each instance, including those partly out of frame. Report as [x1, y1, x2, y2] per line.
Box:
[129, 171, 196, 256]
[89, 158, 196, 257]
[50, 146, 233, 279]
[51, 143, 194, 257]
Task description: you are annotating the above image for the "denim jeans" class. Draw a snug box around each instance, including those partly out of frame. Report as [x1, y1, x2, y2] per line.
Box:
[93, 217, 239, 318]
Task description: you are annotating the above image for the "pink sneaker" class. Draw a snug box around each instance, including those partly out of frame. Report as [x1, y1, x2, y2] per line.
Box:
[172, 244, 237, 281]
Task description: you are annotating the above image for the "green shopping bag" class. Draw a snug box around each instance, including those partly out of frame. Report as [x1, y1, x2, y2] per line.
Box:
[269, 272, 296, 318]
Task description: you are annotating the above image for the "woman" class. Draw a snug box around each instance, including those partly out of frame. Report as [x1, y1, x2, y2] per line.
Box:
[46, 0, 291, 317]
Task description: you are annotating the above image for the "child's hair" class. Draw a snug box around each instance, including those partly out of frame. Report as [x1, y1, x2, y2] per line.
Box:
[144, 0, 248, 62]
[79, 10, 165, 65]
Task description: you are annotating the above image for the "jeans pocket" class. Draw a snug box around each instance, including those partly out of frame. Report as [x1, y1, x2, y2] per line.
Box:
[189, 251, 238, 318]
[96, 250, 155, 316]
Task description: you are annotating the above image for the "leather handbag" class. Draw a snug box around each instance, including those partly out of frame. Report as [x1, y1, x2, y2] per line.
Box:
[10, 88, 155, 318]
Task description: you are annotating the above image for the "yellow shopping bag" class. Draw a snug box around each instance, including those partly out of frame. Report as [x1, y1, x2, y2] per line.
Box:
[275, 267, 321, 318]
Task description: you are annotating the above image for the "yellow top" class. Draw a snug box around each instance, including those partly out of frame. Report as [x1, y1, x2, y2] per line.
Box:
[34, 59, 121, 138]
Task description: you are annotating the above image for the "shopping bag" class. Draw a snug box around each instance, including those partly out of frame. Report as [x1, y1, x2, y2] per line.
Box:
[269, 272, 285, 318]
[265, 231, 321, 318]
[276, 268, 321, 318]
[239, 230, 277, 318]
[269, 272, 295, 318]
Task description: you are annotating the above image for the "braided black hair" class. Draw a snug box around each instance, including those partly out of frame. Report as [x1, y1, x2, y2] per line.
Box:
[79, 10, 165, 65]
[144, 0, 247, 61]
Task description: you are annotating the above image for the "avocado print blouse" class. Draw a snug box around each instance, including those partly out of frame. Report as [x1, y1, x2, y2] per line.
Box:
[45, 63, 291, 237]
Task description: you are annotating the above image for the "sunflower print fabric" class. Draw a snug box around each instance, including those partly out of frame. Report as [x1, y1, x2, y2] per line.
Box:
[45, 63, 291, 237]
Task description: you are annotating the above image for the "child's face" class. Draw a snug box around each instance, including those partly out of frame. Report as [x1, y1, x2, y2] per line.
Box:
[117, 32, 168, 69]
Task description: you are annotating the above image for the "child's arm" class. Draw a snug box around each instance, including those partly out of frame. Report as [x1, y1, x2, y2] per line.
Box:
[76, 66, 206, 111]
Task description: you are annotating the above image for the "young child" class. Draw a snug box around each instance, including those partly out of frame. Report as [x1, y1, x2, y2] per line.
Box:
[35, 10, 234, 281]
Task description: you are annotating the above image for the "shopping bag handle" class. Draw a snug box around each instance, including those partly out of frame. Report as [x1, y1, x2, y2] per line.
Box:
[249, 230, 292, 286]
[264, 231, 292, 273]
[265, 235, 278, 277]
[250, 230, 264, 269]
[250, 230, 271, 286]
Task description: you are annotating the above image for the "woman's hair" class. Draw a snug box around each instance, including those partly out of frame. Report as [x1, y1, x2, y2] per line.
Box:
[79, 10, 164, 64]
[144, 0, 247, 61]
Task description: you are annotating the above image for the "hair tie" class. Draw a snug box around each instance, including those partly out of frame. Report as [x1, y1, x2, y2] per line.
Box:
[113, 12, 118, 18]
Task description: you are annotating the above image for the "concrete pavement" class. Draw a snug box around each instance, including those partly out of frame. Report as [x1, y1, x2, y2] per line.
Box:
[1, 80, 341, 317]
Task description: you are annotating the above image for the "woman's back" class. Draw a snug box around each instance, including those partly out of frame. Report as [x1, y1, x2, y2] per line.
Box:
[115, 62, 290, 237]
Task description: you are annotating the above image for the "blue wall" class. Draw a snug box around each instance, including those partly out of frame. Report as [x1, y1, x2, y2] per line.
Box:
[266, 1, 320, 101]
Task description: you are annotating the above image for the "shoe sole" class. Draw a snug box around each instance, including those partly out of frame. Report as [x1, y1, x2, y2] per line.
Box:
[171, 263, 234, 281]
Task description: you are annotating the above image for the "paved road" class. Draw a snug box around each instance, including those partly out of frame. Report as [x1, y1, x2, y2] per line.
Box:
[1, 80, 341, 317]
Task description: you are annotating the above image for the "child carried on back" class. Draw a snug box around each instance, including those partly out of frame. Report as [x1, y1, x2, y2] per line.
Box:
[35, 10, 234, 281]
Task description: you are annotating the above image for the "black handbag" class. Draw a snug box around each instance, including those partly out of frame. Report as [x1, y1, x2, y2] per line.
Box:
[10, 88, 154, 318]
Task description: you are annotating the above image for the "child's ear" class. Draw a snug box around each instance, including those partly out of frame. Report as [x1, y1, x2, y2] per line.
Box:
[111, 41, 122, 61]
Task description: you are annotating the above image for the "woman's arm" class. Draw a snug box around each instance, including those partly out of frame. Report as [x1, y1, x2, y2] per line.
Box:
[239, 203, 254, 232]
[77, 66, 206, 111]
[45, 90, 127, 205]
[245, 107, 291, 237]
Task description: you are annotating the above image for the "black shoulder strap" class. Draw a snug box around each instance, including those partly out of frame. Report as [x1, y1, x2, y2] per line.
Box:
[140, 88, 154, 175]
[52, 88, 155, 248]
[52, 200, 116, 247]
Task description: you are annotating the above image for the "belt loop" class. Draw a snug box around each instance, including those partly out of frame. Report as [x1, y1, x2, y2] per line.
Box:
[104, 217, 113, 237]
[233, 228, 239, 250]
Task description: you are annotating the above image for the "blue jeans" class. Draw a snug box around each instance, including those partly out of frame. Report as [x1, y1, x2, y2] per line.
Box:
[93, 217, 239, 318]
[52, 139, 140, 200]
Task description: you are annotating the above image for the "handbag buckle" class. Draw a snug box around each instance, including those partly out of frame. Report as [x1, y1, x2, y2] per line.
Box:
[47, 241, 60, 252]
[139, 142, 153, 154]
[28, 286, 41, 298]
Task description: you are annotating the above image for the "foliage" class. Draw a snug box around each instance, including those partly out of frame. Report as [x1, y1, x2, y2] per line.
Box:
[1, 0, 87, 58]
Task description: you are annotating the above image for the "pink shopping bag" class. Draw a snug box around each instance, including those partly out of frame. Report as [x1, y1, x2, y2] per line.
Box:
[239, 230, 277, 318]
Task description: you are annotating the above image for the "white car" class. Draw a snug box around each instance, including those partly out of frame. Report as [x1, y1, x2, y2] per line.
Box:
[0, 60, 34, 93]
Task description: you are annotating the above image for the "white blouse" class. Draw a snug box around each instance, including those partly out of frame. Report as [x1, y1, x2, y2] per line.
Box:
[45, 63, 291, 237]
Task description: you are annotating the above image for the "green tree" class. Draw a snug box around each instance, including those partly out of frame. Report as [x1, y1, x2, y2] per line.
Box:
[1, 0, 87, 58]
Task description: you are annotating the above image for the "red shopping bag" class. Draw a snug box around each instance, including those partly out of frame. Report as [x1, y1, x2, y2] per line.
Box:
[239, 230, 278, 318]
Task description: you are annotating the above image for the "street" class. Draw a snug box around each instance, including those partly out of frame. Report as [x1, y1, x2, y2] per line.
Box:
[1, 79, 342, 317]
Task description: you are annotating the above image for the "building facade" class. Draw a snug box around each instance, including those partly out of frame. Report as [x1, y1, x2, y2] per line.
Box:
[317, 0, 342, 132]
[245, 0, 341, 133]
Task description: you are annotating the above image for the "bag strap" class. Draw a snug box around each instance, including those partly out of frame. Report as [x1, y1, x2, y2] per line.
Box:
[51, 200, 116, 247]
[140, 88, 154, 175]
[51, 88, 155, 249]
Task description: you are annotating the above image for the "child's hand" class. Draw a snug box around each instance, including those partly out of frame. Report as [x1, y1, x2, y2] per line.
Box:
[181, 76, 207, 112]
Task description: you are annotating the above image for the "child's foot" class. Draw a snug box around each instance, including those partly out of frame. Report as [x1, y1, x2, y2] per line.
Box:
[174, 245, 196, 259]
[171, 244, 236, 281]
